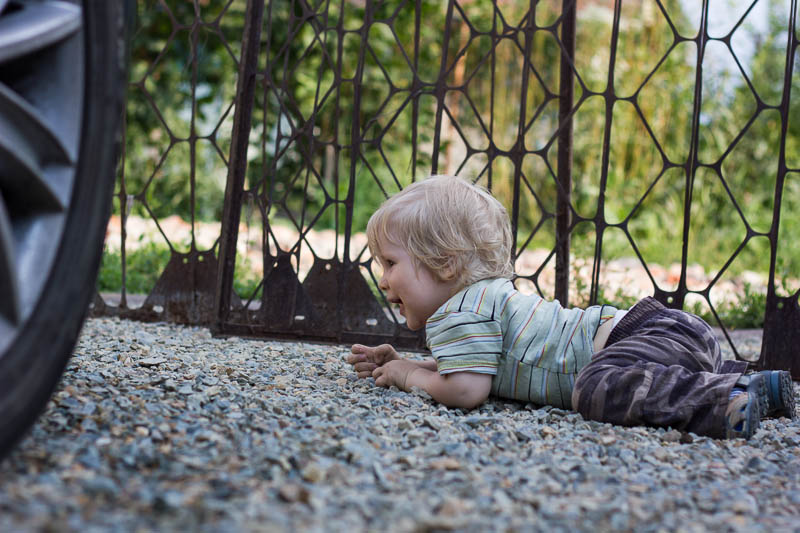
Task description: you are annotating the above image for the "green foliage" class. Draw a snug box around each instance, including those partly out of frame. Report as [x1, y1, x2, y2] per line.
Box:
[119, 0, 798, 311]
[689, 283, 767, 330]
[98, 241, 263, 299]
[233, 253, 263, 301]
[98, 242, 171, 294]
[122, 0, 246, 222]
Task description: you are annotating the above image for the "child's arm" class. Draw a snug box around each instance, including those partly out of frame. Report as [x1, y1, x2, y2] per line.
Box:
[346, 343, 437, 379]
[373, 359, 491, 409]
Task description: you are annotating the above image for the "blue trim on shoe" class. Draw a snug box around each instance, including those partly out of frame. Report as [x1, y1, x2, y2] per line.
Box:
[724, 391, 761, 440]
[734, 373, 769, 419]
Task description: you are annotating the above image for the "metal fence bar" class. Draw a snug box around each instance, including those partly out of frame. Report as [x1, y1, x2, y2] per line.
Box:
[555, 0, 576, 305]
[430, 0, 456, 176]
[674, 0, 710, 311]
[98, 0, 800, 376]
[215, 0, 264, 330]
[762, 0, 798, 376]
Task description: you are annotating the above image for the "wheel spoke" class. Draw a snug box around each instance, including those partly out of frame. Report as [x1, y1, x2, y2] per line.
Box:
[0, 0, 85, 345]
[0, 80, 72, 214]
[0, 1, 82, 64]
[0, 82, 73, 164]
[0, 131, 65, 215]
[0, 195, 19, 325]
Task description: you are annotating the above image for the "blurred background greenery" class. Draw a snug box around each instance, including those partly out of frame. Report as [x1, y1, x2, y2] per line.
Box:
[107, 0, 799, 325]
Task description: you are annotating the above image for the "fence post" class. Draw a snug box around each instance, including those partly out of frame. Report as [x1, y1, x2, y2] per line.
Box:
[760, 0, 798, 378]
[214, 0, 264, 331]
[555, 0, 576, 305]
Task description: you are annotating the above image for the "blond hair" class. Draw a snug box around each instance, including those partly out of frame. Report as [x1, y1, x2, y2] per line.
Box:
[366, 175, 514, 289]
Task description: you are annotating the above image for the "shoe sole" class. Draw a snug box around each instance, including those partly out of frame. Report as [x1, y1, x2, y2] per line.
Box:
[764, 371, 797, 421]
[747, 373, 769, 420]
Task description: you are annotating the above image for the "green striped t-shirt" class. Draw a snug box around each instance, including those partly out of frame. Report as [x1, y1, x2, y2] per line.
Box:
[425, 278, 617, 409]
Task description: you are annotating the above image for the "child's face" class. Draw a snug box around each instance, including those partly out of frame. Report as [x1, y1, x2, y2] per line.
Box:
[375, 239, 459, 331]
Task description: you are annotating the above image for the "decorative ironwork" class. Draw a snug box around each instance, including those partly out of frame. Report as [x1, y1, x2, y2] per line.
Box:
[97, 0, 800, 377]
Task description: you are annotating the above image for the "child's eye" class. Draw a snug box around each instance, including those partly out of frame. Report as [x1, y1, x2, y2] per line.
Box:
[385, 260, 395, 267]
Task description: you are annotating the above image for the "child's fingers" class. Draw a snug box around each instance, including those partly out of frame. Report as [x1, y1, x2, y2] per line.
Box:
[373, 344, 395, 361]
[351, 344, 381, 364]
[345, 352, 367, 365]
[353, 362, 377, 374]
[351, 343, 398, 365]
[372, 367, 389, 388]
[364, 344, 393, 365]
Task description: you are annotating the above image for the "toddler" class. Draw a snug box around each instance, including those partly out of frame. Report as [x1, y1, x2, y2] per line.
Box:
[346, 175, 796, 439]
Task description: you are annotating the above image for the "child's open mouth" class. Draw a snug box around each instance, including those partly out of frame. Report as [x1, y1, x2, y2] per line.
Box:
[389, 298, 404, 316]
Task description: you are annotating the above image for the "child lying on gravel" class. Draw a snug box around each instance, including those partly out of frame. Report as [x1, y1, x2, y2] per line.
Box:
[346, 175, 796, 439]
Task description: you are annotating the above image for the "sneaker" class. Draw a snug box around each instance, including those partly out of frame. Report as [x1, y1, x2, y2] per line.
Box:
[733, 373, 769, 419]
[757, 370, 797, 420]
[725, 392, 761, 440]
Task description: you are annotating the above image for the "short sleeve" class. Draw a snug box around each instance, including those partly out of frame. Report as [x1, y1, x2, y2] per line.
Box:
[426, 311, 503, 375]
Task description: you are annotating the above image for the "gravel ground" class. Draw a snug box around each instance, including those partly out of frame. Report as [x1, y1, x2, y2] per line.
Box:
[1, 317, 799, 532]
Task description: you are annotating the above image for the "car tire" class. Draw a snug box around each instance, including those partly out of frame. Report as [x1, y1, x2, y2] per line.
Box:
[0, 0, 129, 458]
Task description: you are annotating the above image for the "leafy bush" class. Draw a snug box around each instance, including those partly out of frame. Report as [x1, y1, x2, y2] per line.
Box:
[98, 242, 262, 300]
[98, 242, 170, 295]
[689, 283, 767, 330]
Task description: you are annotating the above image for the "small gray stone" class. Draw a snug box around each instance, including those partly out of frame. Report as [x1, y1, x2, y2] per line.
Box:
[82, 476, 119, 498]
[0, 316, 789, 533]
[138, 357, 167, 367]
[662, 429, 682, 443]
[136, 331, 157, 346]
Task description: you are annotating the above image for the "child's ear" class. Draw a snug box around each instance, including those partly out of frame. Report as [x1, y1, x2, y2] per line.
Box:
[440, 257, 458, 282]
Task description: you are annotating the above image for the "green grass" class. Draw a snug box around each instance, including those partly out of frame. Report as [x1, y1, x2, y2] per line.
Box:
[98, 242, 263, 300]
[567, 265, 770, 330]
[688, 283, 767, 330]
[98, 242, 170, 294]
[98, 242, 771, 329]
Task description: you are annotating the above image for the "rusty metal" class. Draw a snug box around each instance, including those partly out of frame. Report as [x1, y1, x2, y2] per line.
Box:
[556, 0, 576, 305]
[763, 0, 799, 377]
[215, 0, 264, 328]
[95, 0, 246, 325]
[100, 0, 800, 375]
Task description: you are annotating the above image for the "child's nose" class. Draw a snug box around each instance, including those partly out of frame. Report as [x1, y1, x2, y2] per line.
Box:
[378, 275, 389, 290]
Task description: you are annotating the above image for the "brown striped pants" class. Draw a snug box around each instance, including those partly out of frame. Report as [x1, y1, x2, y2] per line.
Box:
[572, 297, 748, 438]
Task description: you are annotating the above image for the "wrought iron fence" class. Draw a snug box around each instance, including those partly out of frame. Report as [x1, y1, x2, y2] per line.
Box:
[94, 0, 800, 377]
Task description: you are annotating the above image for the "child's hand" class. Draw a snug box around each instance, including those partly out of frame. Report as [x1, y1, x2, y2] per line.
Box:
[346, 343, 399, 379]
[372, 359, 418, 390]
